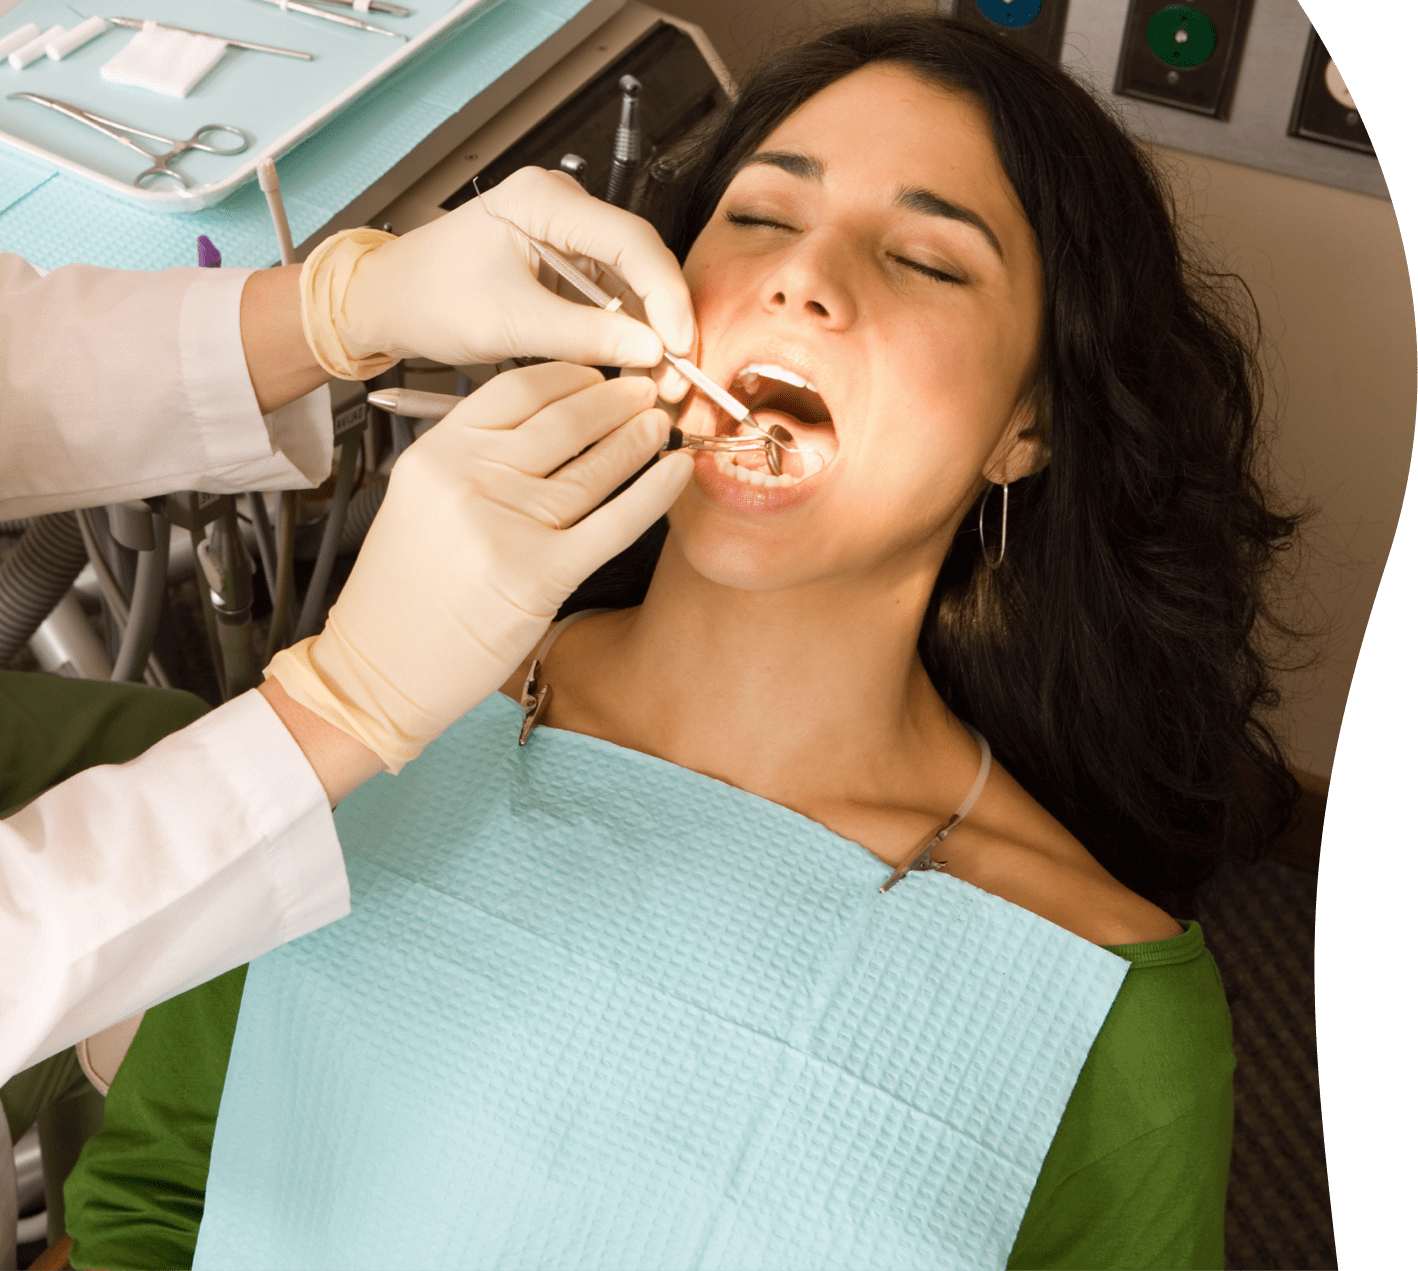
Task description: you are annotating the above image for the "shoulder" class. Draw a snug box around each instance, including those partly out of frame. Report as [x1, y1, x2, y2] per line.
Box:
[1069, 920, 1234, 1128]
[954, 833, 1183, 947]
[1012, 920, 1234, 1271]
[936, 762, 1182, 948]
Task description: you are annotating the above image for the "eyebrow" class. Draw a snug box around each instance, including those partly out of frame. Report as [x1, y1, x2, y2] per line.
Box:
[895, 187, 1003, 260]
[737, 150, 824, 181]
[734, 150, 1005, 261]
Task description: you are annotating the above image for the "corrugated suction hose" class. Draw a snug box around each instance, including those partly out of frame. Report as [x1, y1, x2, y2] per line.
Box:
[337, 475, 388, 557]
[0, 512, 88, 665]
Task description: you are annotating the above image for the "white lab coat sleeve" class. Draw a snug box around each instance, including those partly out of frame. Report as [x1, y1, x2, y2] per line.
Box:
[0, 252, 333, 520]
[0, 689, 350, 1085]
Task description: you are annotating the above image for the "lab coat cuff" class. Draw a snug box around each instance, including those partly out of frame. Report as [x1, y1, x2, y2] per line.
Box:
[178, 269, 333, 489]
[178, 266, 269, 467]
[214, 690, 351, 944]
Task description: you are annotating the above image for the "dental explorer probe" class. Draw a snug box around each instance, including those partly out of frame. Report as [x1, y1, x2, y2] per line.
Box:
[365, 388, 786, 463]
[244, 0, 404, 39]
[106, 18, 314, 58]
[301, 0, 412, 16]
[478, 213, 793, 474]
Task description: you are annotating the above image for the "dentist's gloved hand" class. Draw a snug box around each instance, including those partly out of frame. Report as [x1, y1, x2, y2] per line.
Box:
[299, 166, 696, 389]
[266, 363, 693, 773]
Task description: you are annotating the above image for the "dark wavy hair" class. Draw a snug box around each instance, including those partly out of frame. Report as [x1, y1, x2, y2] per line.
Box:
[565, 14, 1303, 906]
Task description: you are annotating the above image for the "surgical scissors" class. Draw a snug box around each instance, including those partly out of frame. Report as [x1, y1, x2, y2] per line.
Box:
[8, 94, 250, 189]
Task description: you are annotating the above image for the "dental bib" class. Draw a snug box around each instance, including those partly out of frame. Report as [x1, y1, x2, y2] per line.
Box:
[194, 693, 1127, 1271]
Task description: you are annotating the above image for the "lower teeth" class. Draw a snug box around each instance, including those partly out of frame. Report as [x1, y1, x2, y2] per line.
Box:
[713, 449, 825, 487]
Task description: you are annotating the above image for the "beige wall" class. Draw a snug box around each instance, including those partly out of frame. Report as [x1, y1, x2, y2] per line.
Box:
[1154, 150, 1415, 778]
[657, 0, 1417, 779]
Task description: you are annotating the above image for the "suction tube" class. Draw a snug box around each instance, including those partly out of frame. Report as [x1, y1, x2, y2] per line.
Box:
[0, 513, 88, 664]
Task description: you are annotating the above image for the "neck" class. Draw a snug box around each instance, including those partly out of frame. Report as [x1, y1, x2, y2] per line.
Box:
[571, 532, 955, 796]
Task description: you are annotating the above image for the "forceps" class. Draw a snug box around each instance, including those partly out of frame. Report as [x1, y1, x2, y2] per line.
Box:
[8, 94, 250, 189]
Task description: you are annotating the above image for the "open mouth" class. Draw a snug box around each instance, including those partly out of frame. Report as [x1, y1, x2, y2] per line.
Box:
[713, 363, 838, 487]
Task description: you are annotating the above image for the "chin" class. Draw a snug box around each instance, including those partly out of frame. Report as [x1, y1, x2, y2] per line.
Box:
[663, 512, 823, 595]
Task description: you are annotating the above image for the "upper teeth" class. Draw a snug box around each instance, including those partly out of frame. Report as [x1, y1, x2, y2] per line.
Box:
[735, 363, 819, 394]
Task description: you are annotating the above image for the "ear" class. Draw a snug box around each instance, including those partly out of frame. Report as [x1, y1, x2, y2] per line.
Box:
[983, 388, 1050, 485]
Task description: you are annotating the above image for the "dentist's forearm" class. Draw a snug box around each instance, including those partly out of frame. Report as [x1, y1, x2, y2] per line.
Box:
[240, 265, 329, 414]
[258, 676, 385, 807]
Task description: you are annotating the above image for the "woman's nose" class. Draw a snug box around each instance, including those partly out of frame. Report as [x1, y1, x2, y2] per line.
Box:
[758, 237, 858, 330]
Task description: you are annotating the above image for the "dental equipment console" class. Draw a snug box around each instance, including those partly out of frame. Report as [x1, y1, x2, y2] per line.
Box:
[433, 17, 727, 223]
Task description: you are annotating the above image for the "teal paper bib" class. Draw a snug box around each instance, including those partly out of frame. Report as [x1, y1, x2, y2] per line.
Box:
[194, 694, 1127, 1271]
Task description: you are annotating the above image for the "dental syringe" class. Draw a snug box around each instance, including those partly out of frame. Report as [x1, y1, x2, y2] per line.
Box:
[365, 387, 781, 463]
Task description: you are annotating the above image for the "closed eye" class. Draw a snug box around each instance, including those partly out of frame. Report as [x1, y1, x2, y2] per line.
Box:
[725, 211, 794, 231]
[726, 212, 963, 283]
[891, 254, 963, 284]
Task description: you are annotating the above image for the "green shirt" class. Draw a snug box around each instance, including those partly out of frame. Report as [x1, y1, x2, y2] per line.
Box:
[65, 921, 1232, 1271]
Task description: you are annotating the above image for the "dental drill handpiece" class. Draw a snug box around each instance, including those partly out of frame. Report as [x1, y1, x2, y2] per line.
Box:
[559, 153, 589, 189]
[605, 76, 642, 209]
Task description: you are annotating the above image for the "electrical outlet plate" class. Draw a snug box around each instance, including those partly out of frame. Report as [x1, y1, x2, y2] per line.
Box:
[1287, 28, 1373, 156]
[1114, 1, 1254, 119]
[949, 1, 1071, 64]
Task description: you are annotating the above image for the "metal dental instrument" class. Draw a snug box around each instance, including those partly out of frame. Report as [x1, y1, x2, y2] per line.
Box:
[245, 0, 405, 39]
[559, 153, 588, 188]
[7, 94, 250, 189]
[107, 17, 314, 59]
[605, 76, 642, 209]
[365, 388, 781, 464]
[303, 0, 413, 17]
[480, 218, 794, 475]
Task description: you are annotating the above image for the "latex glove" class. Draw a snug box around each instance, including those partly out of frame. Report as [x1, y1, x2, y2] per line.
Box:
[301, 166, 696, 389]
[266, 363, 693, 772]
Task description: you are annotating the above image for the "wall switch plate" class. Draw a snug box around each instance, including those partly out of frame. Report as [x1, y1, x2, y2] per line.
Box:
[1287, 28, 1373, 156]
[948, 0, 1071, 65]
[1114, 1, 1254, 119]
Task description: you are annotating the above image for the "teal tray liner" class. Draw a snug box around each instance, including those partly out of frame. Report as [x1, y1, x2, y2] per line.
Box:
[0, 0, 599, 270]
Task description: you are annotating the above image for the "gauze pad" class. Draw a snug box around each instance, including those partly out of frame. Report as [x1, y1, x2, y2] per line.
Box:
[101, 21, 227, 98]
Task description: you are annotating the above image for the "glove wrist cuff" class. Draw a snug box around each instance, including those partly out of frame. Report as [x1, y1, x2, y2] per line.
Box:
[266, 630, 429, 775]
[299, 228, 402, 382]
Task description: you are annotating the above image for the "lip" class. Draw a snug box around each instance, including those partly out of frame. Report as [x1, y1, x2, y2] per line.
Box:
[691, 447, 825, 512]
[681, 348, 840, 511]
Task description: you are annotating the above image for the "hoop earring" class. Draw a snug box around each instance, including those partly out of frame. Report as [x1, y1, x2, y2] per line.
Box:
[978, 482, 1008, 571]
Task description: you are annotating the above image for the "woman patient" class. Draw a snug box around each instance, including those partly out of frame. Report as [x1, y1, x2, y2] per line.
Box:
[64, 15, 1298, 1270]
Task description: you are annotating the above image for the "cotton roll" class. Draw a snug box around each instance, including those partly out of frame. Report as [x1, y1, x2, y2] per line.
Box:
[46, 17, 109, 61]
[9, 25, 65, 70]
[0, 24, 40, 61]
